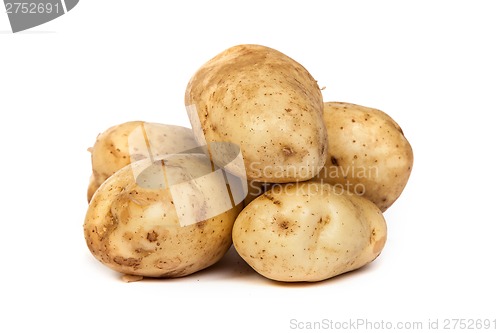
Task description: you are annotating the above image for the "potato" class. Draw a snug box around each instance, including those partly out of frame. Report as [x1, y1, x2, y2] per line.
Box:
[232, 181, 387, 282]
[185, 44, 327, 183]
[88, 121, 200, 201]
[315, 102, 413, 211]
[84, 154, 242, 278]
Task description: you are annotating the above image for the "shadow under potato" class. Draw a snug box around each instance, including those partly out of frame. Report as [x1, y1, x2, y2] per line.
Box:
[115, 246, 383, 286]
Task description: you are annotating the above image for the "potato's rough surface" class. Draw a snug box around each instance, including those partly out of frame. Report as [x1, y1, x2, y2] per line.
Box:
[88, 121, 200, 201]
[232, 181, 387, 282]
[316, 102, 413, 211]
[84, 154, 242, 278]
[185, 44, 327, 183]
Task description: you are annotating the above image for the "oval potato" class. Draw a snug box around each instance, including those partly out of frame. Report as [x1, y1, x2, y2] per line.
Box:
[232, 181, 387, 282]
[84, 154, 242, 278]
[185, 44, 327, 183]
[316, 102, 413, 211]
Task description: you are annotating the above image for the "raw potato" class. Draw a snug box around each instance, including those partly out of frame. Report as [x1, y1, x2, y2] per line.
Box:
[84, 154, 242, 278]
[315, 102, 413, 211]
[88, 121, 200, 201]
[232, 181, 387, 282]
[185, 44, 327, 183]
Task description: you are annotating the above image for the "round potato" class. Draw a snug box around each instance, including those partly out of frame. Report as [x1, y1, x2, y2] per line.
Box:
[315, 102, 413, 211]
[84, 154, 242, 278]
[88, 121, 200, 201]
[185, 44, 327, 183]
[232, 181, 387, 282]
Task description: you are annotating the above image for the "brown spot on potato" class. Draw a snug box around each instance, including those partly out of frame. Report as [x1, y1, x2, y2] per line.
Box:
[113, 256, 142, 267]
[196, 221, 207, 229]
[371, 229, 387, 255]
[147, 231, 158, 242]
[279, 221, 290, 230]
[282, 146, 294, 156]
[262, 192, 281, 205]
[370, 229, 376, 244]
[271, 216, 298, 236]
[330, 156, 339, 166]
[318, 216, 330, 225]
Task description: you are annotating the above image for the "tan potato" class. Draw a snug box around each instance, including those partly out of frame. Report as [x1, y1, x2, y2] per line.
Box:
[316, 102, 413, 211]
[232, 181, 387, 282]
[84, 154, 242, 278]
[185, 44, 327, 183]
[87, 121, 200, 201]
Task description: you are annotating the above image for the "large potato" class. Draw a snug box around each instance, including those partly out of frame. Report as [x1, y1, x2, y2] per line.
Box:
[84, 154, 242, 278]
[316, 102, 413, 211]
[88, 121, 200, 201]
[232, 181, 387, 282]
[185, 44, 327, 183]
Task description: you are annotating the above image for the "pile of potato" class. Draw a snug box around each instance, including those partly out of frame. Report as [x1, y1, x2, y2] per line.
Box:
[83, 44, 413, 283]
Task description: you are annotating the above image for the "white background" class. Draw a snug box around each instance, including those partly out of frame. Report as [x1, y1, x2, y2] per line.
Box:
[1, 1, 499, 332]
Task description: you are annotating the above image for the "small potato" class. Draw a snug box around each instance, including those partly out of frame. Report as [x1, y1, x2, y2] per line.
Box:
[315, 102, 413, 211]
[232, 181, 387, 282]
[88, 121, 200, 201]
[185, 44, 327, 183]
[84, 154, 242, 278]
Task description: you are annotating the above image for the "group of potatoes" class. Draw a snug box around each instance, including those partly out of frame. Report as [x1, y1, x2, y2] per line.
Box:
[84, 44, 413, 283]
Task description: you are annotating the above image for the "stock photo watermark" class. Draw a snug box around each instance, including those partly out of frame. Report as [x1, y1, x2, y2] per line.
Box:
[289, 317, 498, 331]
[245, 162, 379, 199]
[3, 0, 79, 32]
[248, 162, 379, 182]
[126, 122, 248, 227]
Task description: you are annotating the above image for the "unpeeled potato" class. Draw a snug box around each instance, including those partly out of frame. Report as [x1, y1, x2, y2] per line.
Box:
[87, 121, 200, 201]
[185, 44, 327, 183]
[232, 181, 387, 282]
[316, 102, 413, 211]
[84, 154, 242, 278]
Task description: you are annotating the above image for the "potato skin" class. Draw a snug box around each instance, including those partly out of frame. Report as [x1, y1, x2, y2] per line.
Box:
[185, 44, 327, 183]
[316, 102, 414, 211]
[84, 154, 242, 278]
[232, 181, 387, 282]
[88, 121, 200, 201]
